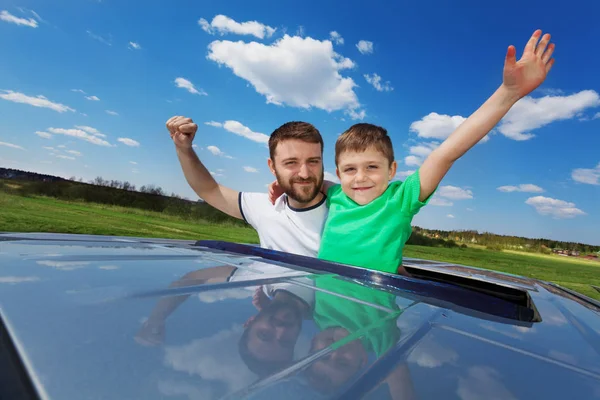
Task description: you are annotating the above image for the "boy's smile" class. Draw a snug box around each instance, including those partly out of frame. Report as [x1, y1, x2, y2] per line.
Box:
[336, 147, 397, 205]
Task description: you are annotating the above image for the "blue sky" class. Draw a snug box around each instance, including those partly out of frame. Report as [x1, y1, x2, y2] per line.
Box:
[1, 0, 599, 245]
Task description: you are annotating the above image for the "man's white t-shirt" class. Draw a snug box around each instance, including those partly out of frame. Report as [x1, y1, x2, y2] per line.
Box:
[238, 192, 328, 257]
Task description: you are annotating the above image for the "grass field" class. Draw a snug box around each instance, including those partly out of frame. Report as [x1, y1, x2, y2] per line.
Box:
[1, 191, 599, 300]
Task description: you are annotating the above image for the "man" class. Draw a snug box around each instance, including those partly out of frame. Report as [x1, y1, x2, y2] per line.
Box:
[166, 116, 328, 257]
[135, 119, 329, 375]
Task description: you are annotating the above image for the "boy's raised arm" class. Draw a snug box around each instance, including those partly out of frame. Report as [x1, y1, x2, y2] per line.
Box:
[167, 116, 243, 219]
[418, 30, 555, 202]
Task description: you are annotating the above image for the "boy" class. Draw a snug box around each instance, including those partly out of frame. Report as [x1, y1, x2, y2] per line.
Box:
[270, 29, 556, 274]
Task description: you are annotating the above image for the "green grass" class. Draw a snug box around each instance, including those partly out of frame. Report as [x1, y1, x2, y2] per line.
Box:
[403, 245, 600, 300]
[1, 191, 598, 300]
[0, 192, 259, 243]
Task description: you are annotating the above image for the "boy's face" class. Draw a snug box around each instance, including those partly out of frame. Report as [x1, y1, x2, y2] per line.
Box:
[336, 146, 397, 205]
[306, 327, 368, 393]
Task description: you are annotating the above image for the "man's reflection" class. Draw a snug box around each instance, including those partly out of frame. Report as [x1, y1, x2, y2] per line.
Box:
[239, 290, 307, 375]
[135, 264, 311, 377]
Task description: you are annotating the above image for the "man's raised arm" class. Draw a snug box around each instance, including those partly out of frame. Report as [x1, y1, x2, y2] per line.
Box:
[167, 116, 242, 219]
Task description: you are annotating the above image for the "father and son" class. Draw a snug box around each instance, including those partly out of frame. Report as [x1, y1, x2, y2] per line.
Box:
[166, 30, 556, 274]
[137, 31, 556, 393]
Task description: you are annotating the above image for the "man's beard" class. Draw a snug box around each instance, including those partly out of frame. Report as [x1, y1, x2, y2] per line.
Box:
[275, 169, 324, 204]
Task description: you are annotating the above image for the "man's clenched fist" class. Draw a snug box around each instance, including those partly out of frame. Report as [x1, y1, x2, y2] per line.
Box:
[166, 116, 198, 150]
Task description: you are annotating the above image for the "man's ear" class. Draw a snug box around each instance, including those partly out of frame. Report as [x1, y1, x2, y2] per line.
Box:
[267, 158, 276, 177]
[336, 167, 341, 180]
[389, 160, 398, 180]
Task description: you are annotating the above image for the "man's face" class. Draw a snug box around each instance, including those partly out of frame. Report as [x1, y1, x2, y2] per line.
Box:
[269, 139, 324, 205]
[245, 301, 303, 364]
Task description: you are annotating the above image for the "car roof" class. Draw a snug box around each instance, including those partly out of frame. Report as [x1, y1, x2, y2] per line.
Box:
[1, 232, 599, 399]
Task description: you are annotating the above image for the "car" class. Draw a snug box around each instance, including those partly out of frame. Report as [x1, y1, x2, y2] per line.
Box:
[1, 232, 599, 399]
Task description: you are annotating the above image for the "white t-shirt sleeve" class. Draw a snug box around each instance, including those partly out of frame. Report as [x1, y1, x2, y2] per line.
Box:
[238, 192, 269, 229]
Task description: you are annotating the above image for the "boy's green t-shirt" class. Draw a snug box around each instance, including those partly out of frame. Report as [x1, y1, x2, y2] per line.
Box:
[312, 275, 402, 357]
[318, 169, 431, 274]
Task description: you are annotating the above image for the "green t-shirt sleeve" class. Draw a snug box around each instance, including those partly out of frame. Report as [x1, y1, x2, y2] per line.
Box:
[395, 168, 435, 216]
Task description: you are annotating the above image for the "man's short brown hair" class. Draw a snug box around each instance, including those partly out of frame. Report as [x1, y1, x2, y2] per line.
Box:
[268, 121, 323, 160]
[335, 123, 394, 165]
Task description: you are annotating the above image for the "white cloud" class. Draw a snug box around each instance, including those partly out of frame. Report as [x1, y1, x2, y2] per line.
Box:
[86, 30, 112, 46]
[57, 145, 66, 148]
[593, 112, 600, 120]
[364, 73, 393, 92]
[43, 146, 54, 151]
[223, 120, 269, 144]
[157, 379, 213, 400]
[118, 138, 140, 147]
[0, 90, 75, 113]
[56, 155, 76, 160]
[395, 170, 415, 180]
[35, 131, 52, 139]
[429, 197, 453, 207]
[164, 325, 256, 392]
[324, 171, 339, 183]
[410, 112, 467, 140]
[457, 367, 517, 400]
[405, 155, 423, 167]
[48, 127, 112, 146]
[175, 77, 207, 96]
[75, 125, 106, 138]
[207, 35, 364, 119]
[447, 214, 455, 218]
[0, 10, 38, 27]
[409, 142, 439, 158]
[205, 121, 223, 128]
[199, 15, 276, 39]
[0, 141, 25, 150]
[466, 208, 474, 211]
[0, 276, 40, 284]
[71, 89, 86, 94]
[525, 196, 586, 219]
[128, 41, 141, 50]
[408, 337, 458, 368]
[498, 90, 600, 141]
[37, 260, 90, 270]
[99, 265, 119, 270]
[206, 145, 232, 159]
[356, 40, 373, 54]
[329, 31, 344, 45]
[66, 150, 82, 156]
[130, 161, 137, 165]
[497, 184, 544, 193]
[437, 185, 473, 200]
[243, 166, 258, 173]
[346, 108, 366, 120]
[571, 162, 600, 185]
[105, 110, 119, 116]
[85, 95, 100, 101]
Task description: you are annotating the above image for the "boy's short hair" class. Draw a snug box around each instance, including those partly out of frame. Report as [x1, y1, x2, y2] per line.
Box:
[335, 123, 394, 166]
[269, 121, 323, 161]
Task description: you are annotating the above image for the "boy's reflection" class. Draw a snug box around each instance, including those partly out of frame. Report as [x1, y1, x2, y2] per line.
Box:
[304, 275, 415, 399]
[135, 265, 311, 377]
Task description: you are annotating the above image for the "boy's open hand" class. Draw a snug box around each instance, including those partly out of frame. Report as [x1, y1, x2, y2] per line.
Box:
[166, 116, 198, 150]
[503, 29, 555, 99]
